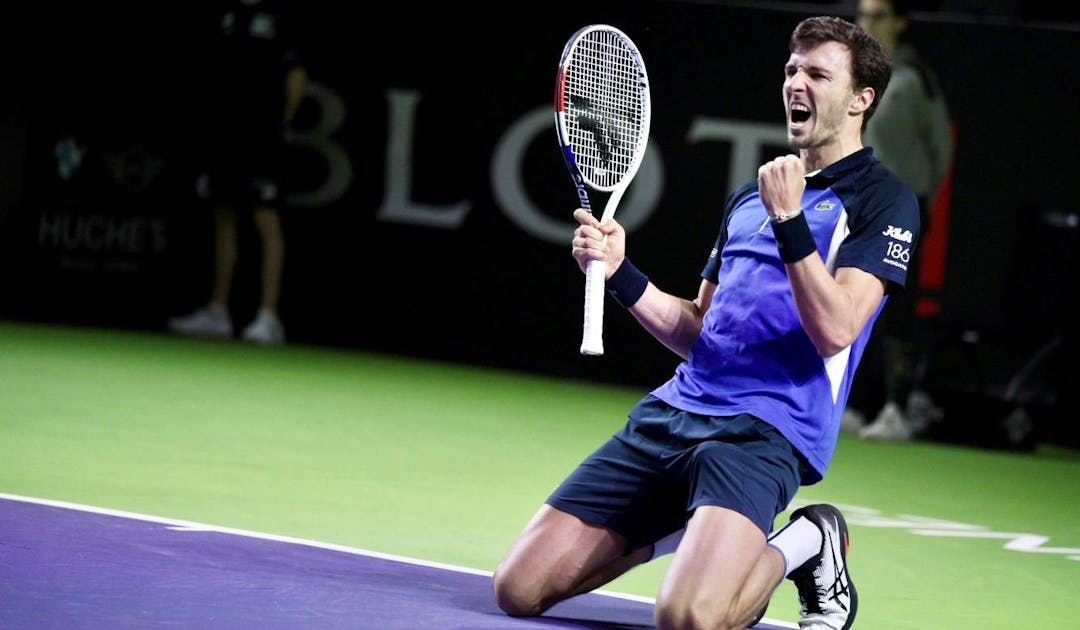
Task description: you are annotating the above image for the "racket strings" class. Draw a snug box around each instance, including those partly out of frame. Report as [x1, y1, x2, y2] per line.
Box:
[563, 31, 647, 189]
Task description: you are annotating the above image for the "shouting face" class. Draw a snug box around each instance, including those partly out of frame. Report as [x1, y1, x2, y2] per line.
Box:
[783, 40, 859, 150]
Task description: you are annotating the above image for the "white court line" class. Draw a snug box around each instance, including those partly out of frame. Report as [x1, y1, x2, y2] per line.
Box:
[0, 492, 798, 627]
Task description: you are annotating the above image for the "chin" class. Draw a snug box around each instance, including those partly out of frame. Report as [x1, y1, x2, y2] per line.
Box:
[787, 131, 809, 149]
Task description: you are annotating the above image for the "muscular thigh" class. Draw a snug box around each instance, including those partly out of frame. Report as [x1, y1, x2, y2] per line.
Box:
[658, 505, 771, 623]
[546, 433, 687, 551]
[499, 504, 626, 589]
[670, 414, 802, 535]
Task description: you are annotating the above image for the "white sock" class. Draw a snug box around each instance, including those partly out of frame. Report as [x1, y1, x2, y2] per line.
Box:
[649, 528, 685, 561]
[767, 516, 822, 576]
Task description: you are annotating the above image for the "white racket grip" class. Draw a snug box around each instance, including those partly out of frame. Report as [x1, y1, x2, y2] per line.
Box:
[580, 258, 606, 356]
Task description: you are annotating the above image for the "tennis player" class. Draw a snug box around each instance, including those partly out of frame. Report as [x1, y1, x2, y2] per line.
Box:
[494, 15, 920, 630]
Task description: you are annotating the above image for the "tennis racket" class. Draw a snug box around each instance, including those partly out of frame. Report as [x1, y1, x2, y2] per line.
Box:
[555, 24, 652, 356]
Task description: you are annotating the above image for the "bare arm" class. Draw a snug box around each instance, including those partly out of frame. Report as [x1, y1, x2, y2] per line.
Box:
[758, 155, 887, 357]
[627, 278, 715, 359]
[785, 259, 886, 357]
[571, 209, 712, 358]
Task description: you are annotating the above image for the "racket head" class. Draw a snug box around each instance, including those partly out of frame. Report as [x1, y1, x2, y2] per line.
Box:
[555, 24, 652, 195]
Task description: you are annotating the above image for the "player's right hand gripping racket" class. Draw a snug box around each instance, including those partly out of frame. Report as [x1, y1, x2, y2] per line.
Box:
[555, 24, 652, 356]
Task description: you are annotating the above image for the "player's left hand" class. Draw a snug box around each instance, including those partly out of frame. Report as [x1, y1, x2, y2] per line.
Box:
[758, 154, 806, 219]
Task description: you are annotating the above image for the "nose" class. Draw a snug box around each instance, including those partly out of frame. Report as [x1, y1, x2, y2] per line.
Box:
[786, 71, 807, 93]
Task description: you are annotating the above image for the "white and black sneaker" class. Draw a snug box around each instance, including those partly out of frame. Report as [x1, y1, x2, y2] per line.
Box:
[787, 504, 857, 629]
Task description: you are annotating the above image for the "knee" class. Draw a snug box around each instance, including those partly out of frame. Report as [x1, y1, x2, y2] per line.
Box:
[655, 596, 706, 630]
[253, 208, 281, 233]
[654, 596, 744, 630]
[491, 565, 545, 617]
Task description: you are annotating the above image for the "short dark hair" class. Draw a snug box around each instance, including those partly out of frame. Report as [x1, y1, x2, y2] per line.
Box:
[790, 16, 893, 129]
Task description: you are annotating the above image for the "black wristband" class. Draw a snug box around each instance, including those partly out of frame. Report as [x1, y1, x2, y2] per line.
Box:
[606, 258, 649, 308]
[773, 211, 817, 263]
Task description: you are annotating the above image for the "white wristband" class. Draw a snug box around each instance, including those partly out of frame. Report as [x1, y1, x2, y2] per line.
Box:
[772, 208, 803, 223]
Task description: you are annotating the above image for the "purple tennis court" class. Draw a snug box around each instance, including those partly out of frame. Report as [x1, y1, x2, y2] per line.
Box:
[1, 495, 795, 629]
[0, 495, 795, 629]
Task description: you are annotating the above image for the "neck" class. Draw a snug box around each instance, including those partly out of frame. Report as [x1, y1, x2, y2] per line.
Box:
[801, 136, 863, 172]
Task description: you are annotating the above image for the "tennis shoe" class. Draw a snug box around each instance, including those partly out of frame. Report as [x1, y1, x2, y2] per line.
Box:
[242, 309, 285, 346]
[787, 504, 857, 630]
[905, 389, 944, 434]
[839, 408, 866, 434]
[858, 401, 912, 442]
[167, 304, 233, 339]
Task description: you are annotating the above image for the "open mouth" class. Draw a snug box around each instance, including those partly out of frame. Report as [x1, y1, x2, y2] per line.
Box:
[790, 103, 811, 124]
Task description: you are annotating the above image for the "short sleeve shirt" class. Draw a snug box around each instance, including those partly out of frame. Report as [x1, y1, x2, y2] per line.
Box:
[650, 148, 920, 483]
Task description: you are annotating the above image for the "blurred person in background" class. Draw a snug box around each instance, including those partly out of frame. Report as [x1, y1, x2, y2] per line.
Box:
[168, 0, 306, 345]
[844, 0, 955, 440]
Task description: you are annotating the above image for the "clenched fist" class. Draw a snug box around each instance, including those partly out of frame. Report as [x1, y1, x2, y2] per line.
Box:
[758, 154, 806, 221]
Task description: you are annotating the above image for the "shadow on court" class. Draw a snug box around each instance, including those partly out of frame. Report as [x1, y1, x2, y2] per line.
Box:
[0, 495, 792, 629]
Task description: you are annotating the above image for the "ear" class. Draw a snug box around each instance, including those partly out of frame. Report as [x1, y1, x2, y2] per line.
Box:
[850, 86, 875, 116]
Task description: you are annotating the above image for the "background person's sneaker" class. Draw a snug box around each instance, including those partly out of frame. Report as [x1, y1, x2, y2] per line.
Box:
[167, 304, 233, 339]
[242, 309, 285, 346]
[905, 389, 945, 435]
[857, 401, 913, 441]
[839, 408, 867, 434]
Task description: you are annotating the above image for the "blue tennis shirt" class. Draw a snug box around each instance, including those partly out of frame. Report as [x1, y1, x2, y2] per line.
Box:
[651, 147, 920, 484]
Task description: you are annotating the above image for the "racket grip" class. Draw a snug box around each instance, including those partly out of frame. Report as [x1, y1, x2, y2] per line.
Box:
[580, 259, 606, 356]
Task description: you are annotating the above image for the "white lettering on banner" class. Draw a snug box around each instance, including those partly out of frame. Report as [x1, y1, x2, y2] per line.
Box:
[298, 85, 800, 241]
[103, 145, 164, 194]
[792, 499, 1080, 563]
[375, 89, 470, 228]
[38, 212, 167, 254]
[287, 81, 353, 209]
[685, 118, 789, 196]
[491, 107, 663, 245]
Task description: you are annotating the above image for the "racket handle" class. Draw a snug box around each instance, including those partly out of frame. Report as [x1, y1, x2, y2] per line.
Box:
[580, 258, 606, 356]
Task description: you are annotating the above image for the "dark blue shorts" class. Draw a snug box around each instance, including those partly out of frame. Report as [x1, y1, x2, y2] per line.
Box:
[196, 124, 288, 208]
[546, 395, 804, 549]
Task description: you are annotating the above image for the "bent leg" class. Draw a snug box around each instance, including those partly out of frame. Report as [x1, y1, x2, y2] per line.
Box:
[655, 506, 785, 630]
[492, 504, 651, 617]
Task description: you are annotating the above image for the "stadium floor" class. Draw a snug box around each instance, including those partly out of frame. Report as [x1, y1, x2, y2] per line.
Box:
[1, 320, 1077, 628]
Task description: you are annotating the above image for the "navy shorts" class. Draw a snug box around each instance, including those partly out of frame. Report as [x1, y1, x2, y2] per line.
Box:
[196, 119, 288, 208]
[546, 395, 804, 550]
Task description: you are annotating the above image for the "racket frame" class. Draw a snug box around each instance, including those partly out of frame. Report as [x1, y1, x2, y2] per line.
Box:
[554, 24, 652, 356]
